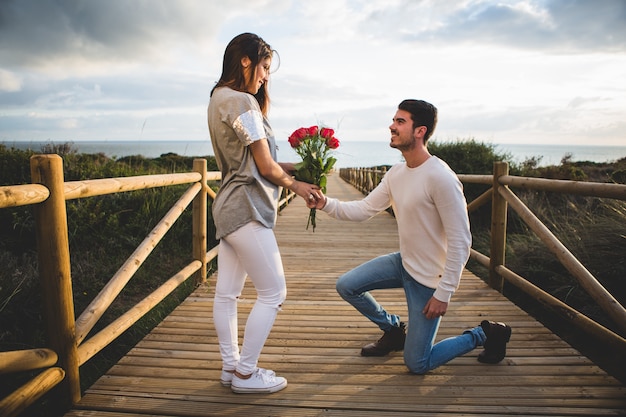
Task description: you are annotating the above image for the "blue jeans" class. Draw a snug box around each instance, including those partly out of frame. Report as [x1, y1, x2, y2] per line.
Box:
[336, 252, 486, 374]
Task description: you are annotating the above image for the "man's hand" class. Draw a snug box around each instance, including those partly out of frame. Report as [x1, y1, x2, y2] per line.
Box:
[311, 195, 327, 209]
[423, 296, 448, 320]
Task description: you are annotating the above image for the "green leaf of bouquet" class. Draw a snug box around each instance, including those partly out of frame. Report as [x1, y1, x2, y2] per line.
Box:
[324, 157, 337, 171]
[295, 168, 315, 184]
[319, 176, 327, 190]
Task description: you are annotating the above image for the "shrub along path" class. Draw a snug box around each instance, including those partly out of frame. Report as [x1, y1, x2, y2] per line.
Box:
[65, 173, 626, 416]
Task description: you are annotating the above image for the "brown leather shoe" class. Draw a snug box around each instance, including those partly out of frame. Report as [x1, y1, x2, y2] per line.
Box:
[478, 320, 512, 364]
[361, 322, 406, 357]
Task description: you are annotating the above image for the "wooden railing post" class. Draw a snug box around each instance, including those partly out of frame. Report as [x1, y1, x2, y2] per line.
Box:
[30, 154, 80, 411]
[489, 161, 509, 292]
[192, 158, 208, 285]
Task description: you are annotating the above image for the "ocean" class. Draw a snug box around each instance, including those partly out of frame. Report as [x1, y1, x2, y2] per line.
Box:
[3, 140, 625, 169]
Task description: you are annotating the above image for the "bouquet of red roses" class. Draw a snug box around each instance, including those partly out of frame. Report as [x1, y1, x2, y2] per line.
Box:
[288, 125, 340, 231]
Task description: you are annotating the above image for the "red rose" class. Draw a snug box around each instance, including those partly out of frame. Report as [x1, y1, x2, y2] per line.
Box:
[293, 127, 308, 139]
[288, 127, 308, 148]
[288, 136, 300, 148]
[307, 125, 319, 136]
[320, 127, 334, 139]
[326, 137, 340, 149]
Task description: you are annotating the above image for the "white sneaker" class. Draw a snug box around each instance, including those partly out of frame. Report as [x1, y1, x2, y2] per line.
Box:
[220, 370, 234, 387]
[231, 368, 287, 394]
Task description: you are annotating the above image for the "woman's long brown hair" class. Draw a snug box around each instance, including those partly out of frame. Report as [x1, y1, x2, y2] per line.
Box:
[211, 33, 273, 115]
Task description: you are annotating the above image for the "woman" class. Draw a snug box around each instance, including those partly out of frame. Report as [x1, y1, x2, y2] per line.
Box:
[207, 33, 320, 394]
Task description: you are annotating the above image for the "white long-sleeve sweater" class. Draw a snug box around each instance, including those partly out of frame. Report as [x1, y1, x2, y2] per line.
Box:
[322, 156, 471, 303]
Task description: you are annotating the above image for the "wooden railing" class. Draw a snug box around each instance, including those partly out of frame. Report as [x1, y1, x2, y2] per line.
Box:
[340, 163, 626, 353]
[0, 154, 295, 417]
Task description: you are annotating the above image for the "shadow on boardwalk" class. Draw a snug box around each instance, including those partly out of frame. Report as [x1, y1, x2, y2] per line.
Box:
[65, 174, 626, 416]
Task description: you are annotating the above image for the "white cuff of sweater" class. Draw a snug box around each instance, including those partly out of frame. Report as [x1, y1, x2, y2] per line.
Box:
[433, 288, 453, 303]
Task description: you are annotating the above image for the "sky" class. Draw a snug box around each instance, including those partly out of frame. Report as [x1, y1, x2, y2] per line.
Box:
[0, 0, 625, 147]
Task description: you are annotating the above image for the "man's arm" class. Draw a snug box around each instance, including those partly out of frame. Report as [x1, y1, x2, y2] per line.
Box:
[432, 174, 472, 303]
[319, 175, 392, 222]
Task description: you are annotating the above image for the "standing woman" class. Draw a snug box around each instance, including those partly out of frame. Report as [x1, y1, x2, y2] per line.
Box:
[207, 33, 320, 394]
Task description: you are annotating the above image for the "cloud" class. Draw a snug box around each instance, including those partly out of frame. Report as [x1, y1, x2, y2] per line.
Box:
[567, 96, 607, 109]
[0, 74, 201, 115]
[0, 69, 22, 92]
[356, 0, 626, 52]
[0, 0, 624, 148]
[0, 0, 281, 69]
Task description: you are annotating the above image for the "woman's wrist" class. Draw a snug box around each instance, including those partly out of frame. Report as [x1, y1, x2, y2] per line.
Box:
[287, 179, 299, 193]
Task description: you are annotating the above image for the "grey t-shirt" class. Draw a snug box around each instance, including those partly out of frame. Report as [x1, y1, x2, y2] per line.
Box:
[207, 87, 279, 239]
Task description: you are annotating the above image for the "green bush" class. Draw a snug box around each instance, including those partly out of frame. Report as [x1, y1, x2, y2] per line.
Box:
[611, 169, 626, 184]
[0, 144, 34, 185]
[429, 138, 515, 176]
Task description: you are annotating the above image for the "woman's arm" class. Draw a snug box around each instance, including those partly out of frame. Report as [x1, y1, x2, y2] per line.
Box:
[250, 139, 321, 201]
[278, 162, 296, 175]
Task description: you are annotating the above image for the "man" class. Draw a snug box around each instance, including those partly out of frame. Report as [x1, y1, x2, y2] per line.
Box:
[313, 99, 511, 373]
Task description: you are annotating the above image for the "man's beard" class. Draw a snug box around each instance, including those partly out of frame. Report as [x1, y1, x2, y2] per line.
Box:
[390, 135, 416, 152]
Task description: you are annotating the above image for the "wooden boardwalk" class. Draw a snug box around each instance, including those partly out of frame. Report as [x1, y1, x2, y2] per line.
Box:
[65, 174, 626, 416]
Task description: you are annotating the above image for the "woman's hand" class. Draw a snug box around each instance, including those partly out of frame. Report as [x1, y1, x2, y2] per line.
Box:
[292, 181, 323, 207]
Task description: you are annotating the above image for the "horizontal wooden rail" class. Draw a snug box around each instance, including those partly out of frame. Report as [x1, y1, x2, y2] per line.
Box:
[500, 175, 626, 200]
[457, 174, 493, 185]
[0, 170, 222, 209]
[0, 184, 49, 208]
[0, 349, 58, 374]
[63, 172, 203, 200]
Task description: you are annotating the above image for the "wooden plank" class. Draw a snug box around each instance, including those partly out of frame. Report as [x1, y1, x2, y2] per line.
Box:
[66, 173, 626, 417]
[85, 375, 626, 399]
[69, 393, 626, 416]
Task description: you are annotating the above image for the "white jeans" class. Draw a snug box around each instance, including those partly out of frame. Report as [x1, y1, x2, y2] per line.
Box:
[213, 221, 287, 375]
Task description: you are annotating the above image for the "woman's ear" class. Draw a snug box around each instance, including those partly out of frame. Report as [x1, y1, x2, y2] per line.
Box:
[241, 56, 251, 68]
